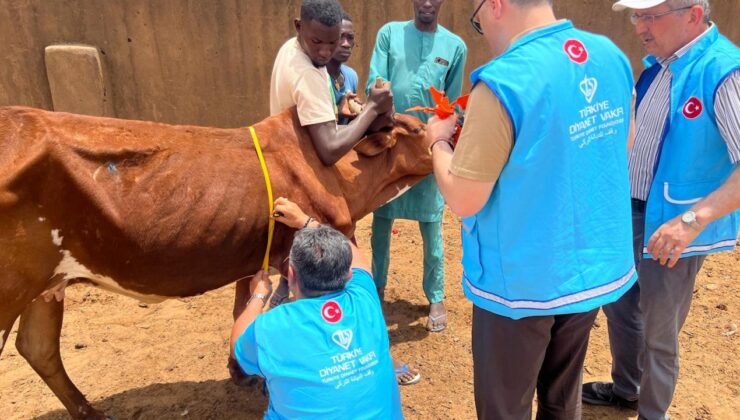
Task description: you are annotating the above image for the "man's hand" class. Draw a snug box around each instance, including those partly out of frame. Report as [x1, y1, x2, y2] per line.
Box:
[647, 216, 702, 268]
[366, 80, 394, 115]
[338, 92, 361, 120]
[273, 197, 310, 229]
[250, 270, 273, 297]
[427, 114, 459, 144]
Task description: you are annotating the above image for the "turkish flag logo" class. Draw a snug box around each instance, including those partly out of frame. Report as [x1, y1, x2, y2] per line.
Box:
[682, 97, 703, 119]
[564, 39, 588, 64]
[321, 300, 343, 323]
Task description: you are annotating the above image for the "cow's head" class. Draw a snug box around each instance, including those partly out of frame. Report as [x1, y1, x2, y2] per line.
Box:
[339, 113, 435, 222]
[353, 114, 427, 157]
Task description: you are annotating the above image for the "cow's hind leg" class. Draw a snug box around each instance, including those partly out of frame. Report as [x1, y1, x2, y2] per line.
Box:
[16, 297, 108, 419]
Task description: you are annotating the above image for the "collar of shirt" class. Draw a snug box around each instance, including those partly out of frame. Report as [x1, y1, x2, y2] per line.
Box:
[659, 23, 714, 68]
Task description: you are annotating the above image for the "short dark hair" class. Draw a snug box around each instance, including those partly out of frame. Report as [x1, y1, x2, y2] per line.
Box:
[300, 0, 344, 27]
[341, 11, 352, 22]
[289, 225, 352, 297]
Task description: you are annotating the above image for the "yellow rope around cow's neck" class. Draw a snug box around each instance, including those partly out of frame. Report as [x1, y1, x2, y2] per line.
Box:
[249, 126, 275, 271]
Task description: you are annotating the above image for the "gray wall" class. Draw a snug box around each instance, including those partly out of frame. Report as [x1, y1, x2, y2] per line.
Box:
[1, 0, 738, 127]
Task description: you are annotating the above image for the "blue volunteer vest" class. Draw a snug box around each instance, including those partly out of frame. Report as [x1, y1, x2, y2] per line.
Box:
[236, 269, 402, 419]
[463, 21, 636, 319]
[637, 26, 740, 258]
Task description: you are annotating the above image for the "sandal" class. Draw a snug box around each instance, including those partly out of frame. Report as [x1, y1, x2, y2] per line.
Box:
[269, 289, 290, 309]
[395, 363, 421, 386]
[426, 302, 448, 332]
[269, 278, 291, 309]
[426, 312, 448, 332]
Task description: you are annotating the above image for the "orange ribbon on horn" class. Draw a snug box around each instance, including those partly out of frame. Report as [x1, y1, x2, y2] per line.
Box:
[406, 86, 469, 144]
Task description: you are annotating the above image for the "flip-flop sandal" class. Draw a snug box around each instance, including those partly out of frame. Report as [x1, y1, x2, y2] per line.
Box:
[426, 312, 448, 333]
[269, 290, 290, 309]
[395, 363, 422, 386]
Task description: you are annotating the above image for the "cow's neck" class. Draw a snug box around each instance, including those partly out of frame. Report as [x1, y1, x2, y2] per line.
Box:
[335, 150, 428, 223]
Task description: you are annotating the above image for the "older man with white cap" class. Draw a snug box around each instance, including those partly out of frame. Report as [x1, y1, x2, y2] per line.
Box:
[582, 1, 740, 419]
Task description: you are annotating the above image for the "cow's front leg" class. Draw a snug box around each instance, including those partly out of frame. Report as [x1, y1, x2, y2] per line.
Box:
[233, 279, 250, 320]
[16, 297, 108, 420]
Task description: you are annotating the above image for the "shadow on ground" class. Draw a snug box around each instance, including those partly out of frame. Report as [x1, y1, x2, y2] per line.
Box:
[383, 298, 431, 345]
[33, 379, 268, 420]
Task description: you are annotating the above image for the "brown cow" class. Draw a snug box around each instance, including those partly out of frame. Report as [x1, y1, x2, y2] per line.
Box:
[0, 106, 432, 419]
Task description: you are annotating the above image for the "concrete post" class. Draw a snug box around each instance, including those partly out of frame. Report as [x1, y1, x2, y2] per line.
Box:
[44, 44, 113, 116]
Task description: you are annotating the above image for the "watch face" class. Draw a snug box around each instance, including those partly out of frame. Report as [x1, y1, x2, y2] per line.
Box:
[682, 211, 696, 223]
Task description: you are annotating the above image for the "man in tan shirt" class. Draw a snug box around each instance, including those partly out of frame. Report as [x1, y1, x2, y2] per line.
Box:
[269, 0, 394, 166]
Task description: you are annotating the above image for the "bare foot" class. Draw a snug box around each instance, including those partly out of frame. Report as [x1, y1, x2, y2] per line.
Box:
[426, 301, 448, 332]
[393, 358, 421, 386]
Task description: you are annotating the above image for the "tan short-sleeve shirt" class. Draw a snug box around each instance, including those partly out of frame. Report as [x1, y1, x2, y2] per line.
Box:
[450, 84, 513, 183]
[269, 38, 336, 126]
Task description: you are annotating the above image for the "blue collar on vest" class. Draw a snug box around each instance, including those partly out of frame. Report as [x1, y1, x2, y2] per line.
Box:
[642, 25, 719, 74]
[471, 20, 574, 85]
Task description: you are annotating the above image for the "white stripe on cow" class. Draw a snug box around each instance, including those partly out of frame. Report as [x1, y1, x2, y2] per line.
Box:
[51, 229, 64, 246]
[51, 250, 168, 304]
[384, 185, 412, 205]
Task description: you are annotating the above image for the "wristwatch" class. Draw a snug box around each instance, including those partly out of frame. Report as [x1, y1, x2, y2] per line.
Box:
[249, 292, 270, 306]
[680, 211, 702, 231]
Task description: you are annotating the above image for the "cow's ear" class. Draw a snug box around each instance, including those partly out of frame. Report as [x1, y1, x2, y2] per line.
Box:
[354, 130, 397, 157]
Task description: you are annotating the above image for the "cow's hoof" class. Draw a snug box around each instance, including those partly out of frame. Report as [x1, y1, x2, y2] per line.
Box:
[227, 357, 262, 388]
[76, 406, 110, 420]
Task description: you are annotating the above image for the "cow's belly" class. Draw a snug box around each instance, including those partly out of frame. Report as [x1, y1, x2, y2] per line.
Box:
[50, 249, 169, 304]
[42, 223, 261, 301]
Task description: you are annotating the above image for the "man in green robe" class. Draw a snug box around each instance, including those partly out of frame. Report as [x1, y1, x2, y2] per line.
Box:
[366, 0, 467, 336]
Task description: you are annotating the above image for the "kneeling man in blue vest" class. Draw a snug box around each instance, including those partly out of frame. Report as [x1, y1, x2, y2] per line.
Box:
[231, 197, 402, 420]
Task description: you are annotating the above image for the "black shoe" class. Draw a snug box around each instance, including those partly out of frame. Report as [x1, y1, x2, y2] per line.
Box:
[582, 381, 638, 411]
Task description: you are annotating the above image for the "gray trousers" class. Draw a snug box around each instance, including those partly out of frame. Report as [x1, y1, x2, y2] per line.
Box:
[603, 202, 706, 420]
[472, 305, 598, 420]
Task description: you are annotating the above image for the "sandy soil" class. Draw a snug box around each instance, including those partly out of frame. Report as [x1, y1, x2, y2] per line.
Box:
[1, 211, 738, 419]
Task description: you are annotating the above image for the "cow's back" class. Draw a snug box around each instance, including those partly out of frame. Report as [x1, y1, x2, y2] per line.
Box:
[0, 106, 323, 297]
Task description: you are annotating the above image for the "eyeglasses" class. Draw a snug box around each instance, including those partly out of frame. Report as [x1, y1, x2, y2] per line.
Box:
[630, 6, 693, 25]
[470, 0, 486, 35]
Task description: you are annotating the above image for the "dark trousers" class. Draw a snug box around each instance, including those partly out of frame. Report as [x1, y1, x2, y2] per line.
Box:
[603, 201, 706, 419]
[472, 305, 598, 420]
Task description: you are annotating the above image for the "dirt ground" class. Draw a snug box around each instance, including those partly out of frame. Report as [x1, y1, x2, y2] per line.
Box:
[1, 211, 738, 420]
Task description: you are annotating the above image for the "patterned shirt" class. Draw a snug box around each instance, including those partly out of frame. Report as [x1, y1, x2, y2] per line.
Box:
[629, 24, 740, 200]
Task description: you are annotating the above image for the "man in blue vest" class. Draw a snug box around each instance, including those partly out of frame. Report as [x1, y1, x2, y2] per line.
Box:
[231, 197, 402, 420]
[426, 0, 636, 417]
[582, 1, 740, 419]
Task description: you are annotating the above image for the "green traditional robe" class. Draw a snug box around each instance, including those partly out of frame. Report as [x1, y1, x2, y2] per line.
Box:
[367, 21, 467, 222]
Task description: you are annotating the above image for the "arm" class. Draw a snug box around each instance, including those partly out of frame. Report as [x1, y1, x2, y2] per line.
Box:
[230, 271, 272, 358]
[306, 81, 393, 165]
[427, 85, 512, 217]
[648, 165, 740, 267]
[272, 197, 371, 272]
[429, 137, 495, 217]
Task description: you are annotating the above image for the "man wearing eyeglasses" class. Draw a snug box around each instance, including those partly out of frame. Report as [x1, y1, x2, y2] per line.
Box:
[426, 0, 636, 418]
[582, 1, 740, 419]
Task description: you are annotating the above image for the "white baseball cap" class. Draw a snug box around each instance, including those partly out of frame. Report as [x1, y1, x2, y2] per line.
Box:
[612, 0, 667, 11]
